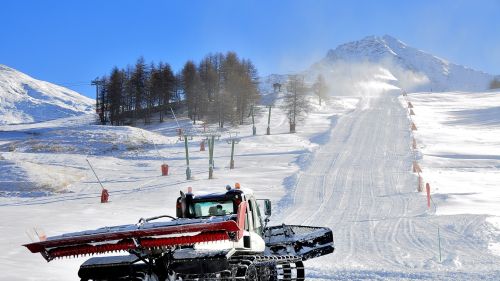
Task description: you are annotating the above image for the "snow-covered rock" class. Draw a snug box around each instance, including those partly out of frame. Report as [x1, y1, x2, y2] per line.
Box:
[0, 64, 94, 125]
[311, 35, 495, 92]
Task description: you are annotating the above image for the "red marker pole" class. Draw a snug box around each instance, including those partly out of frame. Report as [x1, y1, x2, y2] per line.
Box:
[161, 164, 169, 176]
[426, 183, 431, 208]
[100, 189, 109, 203]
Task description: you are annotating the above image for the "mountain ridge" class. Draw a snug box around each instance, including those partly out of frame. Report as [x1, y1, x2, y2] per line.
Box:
[0, 64, 94, 125]
[313, 35, 494, 92]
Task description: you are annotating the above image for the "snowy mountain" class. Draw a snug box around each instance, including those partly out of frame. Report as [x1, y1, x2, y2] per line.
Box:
[311, 35, 495, 92]
[0, 64, 94, 125]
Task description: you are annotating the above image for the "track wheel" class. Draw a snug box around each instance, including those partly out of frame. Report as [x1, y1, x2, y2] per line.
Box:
[134, 271, 160, 281]
[258, 264, 277, 281]
[245, 264, 258, 281]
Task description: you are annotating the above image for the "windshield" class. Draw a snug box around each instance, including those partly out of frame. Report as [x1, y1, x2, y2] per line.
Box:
[192, 201, 235, 217]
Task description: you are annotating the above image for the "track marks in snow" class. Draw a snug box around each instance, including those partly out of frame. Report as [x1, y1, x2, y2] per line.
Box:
[282, 92, 500, 278]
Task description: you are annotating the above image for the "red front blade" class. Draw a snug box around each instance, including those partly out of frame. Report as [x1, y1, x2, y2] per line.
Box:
[24, 219, 240, 261]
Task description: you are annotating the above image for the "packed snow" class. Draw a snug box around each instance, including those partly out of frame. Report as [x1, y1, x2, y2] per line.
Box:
[402, 90, 500, 257]
[0, 65, 94, 125]
[1, 36, 499, 280]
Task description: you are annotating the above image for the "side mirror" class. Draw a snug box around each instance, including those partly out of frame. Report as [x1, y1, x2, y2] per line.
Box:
[176, 191, 186, 218]
[264, 199, 272, 216]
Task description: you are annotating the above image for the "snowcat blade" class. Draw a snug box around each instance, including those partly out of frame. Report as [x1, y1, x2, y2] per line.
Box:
[24, 218, 240, 261]
[264, 225, 334, 260]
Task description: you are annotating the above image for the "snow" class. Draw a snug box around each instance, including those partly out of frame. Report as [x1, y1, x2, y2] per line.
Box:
[402, 90, 500, 260]
[0, 64, 94, 125]
[281, 89, 500, 280]
[1, 36, 499, 280]
[2, 85, 499, 279]
[315, 35, 494, 92]
[0, 86, 358, 280]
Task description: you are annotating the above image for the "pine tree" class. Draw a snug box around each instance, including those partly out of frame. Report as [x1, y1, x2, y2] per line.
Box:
[313, 74, 328, 106]
[159, 63, 176, 122]
[123, 66, 134, 122]
[131, 57, 147, 121]
[239, 59, 259, 124]
[490, 78, 500, 89]
[107, 67, 125, 125]
[221, 52, 243, 125]
[199, 57, 218, 102]
[143, 62, 156, 124]
[96, 76, 108, 124]
[212, 53, 226, 127]
[283, 75, 310, 133]
[182, 61, 203, 124]
[173, 72, 183, 104]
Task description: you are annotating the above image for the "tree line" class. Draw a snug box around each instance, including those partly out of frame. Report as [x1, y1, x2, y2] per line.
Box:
[490, 77, 500, 89]
[95, 57, 179, 125]
[96, 52, 260, 127]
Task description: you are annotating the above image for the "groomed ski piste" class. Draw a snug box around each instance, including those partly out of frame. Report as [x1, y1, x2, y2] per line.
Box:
[1, 81, 500, 279]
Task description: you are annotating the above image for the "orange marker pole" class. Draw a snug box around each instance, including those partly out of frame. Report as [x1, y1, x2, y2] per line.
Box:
[426, 183, 431, 208]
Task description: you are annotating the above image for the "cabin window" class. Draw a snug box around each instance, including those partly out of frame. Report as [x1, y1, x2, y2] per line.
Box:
[192, 201, 235, 218]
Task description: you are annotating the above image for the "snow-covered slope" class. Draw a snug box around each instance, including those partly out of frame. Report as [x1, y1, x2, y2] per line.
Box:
[0, 65, 94, 125]
[0, 94, 360, 280]
[402, 91, 500, 256]
[312, 35, 495, 92]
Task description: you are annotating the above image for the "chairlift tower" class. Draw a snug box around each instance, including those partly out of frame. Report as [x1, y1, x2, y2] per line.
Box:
[184, 136, 191, 180]
[250, 105, 256, 136]
[266, 105, 272, 135]
[208, 135, 215, 179]
[226, 132, 241, 169]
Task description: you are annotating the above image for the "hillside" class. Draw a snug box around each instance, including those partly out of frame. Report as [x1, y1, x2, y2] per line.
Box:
[0, 65, 94, 125]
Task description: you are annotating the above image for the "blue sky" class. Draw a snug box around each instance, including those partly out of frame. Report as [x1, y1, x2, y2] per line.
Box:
[1, 0, 499, 98]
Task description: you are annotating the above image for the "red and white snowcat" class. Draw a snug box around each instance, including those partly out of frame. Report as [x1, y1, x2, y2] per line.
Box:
[24, 186, 334, 280]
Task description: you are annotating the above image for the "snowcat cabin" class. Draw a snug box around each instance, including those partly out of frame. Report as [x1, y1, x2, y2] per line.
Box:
[175, 188, 268, 236]
[176, 189, 243, 219]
